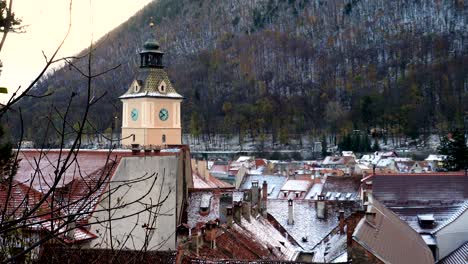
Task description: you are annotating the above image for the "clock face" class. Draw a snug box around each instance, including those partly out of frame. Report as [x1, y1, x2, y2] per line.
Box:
[159, 108, 169, 121]
[131, 108, 139, 121]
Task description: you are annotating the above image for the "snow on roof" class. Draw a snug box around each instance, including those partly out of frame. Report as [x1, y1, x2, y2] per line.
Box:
[267, 200, 347, 251]
[187, 191, 220, 228]
[233, 191, 244, 203]
[200, 194, 212, 208]
[235, 216, 299, 260]
[248, 167, 265, 175]
[119, 91, 183, 99]
[425, 154, 447, 161]
[280, 180, 312, 192]
[432, 201, 468, 234]
[311, 225, 347, 263]
[240, 175, 286, 199]
[306, 183, 323, 200]
[376, 158, 394, 168]
[236, 156, 253, 162]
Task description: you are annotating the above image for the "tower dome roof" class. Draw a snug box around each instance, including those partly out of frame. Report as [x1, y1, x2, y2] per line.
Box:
[143, 38, 160, 51]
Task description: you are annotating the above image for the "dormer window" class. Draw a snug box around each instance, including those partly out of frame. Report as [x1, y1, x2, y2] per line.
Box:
[134, 83, 140, 93]
[158, 81, 167, 94]
[199, 194, 212, 216]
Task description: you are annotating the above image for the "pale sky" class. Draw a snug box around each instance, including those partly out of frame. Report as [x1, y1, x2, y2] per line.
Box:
[0, 0, 153, 103]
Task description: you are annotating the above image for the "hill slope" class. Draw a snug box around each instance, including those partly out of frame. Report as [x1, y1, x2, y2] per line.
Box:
[13, 0, 468, 144]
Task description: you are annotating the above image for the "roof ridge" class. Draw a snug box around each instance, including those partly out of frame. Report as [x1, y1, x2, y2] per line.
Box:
[432, 200, 468, 234]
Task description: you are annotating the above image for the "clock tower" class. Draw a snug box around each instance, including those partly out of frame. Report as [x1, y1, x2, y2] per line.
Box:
[120, 21, 183, 147]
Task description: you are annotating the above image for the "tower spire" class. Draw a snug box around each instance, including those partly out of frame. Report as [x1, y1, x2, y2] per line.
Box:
[140, 17, 164, 68]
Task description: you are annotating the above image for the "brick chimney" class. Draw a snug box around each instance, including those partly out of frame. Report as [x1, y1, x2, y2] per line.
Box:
[288, 199, 294, 225]
[339, 210, 345, 234]
[226, 206, 233, 227]
[204, 222, 217, 249]
[316, 194, 326, 219]
[346, 209, 365, 246]
[233, 201, 242, 223]
[262, 180, 268, 217]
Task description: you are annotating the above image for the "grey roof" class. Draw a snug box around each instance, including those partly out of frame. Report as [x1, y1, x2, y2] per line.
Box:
[352, 197, 434, 264]
[119, 68, 183, 99]
[438, 242, 468, 264]
[240, 175, 286, 199]
[311, 226, 347, 263]
[267, 199, 353, 252]
[321, 176, 361, 201]
[432, 201, 468, 234]
[373, 173, 468, 203]
[390, 202, 467, 233]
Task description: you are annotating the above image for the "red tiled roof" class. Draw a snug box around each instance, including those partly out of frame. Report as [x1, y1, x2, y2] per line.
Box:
[0, 179, 48, 218]
[16, 150, 118, 192]
[375, 171, 465, 176]
[210, 164, 229, 173]
[0, 180, 97, 244]
[192, 172, 233, 189]
[255, 159, 267, 168]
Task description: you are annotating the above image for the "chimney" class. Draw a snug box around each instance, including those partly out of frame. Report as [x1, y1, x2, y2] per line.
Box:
[339, 210, 345, 234]
[346, 209, 365, 246]
[233, 201, 242, 223]
[262, 180, 268, 201]
[226, 206, 233, 227]
[242, 201, 251, 222]
[262, 180, 268, 217]
[316, 194, 327, 219]
[204, 222, 217, 249]
[131, 144, 140, 155]
[288, 199, 294, 225]
[191, 229, 201, 256]
[251, 180, 259, 206]
[366, 211, 376, 226]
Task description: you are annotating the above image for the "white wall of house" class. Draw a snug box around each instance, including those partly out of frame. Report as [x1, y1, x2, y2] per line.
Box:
[88, 155, 179, 251]
[435, 209, 468, 260]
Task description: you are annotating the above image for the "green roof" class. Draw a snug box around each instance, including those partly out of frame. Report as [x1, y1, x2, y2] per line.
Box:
[119, 68, 183, 99]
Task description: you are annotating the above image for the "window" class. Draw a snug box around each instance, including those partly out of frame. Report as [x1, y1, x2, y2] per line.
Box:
[162, 134, 166, 144]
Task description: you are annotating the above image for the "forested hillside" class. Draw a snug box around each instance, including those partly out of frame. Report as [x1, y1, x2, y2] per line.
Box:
[13, 0, 468, 146]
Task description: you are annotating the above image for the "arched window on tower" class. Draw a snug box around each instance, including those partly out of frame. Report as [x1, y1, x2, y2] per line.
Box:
[162, 134, 166, 144]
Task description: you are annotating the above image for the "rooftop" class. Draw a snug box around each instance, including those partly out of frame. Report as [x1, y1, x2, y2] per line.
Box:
[267, 199, 353, 252]
[352, 197, 434, 264]
[390, 202, 467, 233]
[321, 176, 361, 201]
[438, 241, 468, 264]
[239, 175, 287, 199]
[119, 68, 183, 99]
[280, 179, 313, 192]
[373, 172, 468, 204]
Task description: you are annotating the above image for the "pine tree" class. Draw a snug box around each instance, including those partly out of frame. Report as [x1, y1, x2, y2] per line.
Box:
[438, 130, 468, 171]
[372, 138, 381, 151]
[321, 135, 328, 158]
